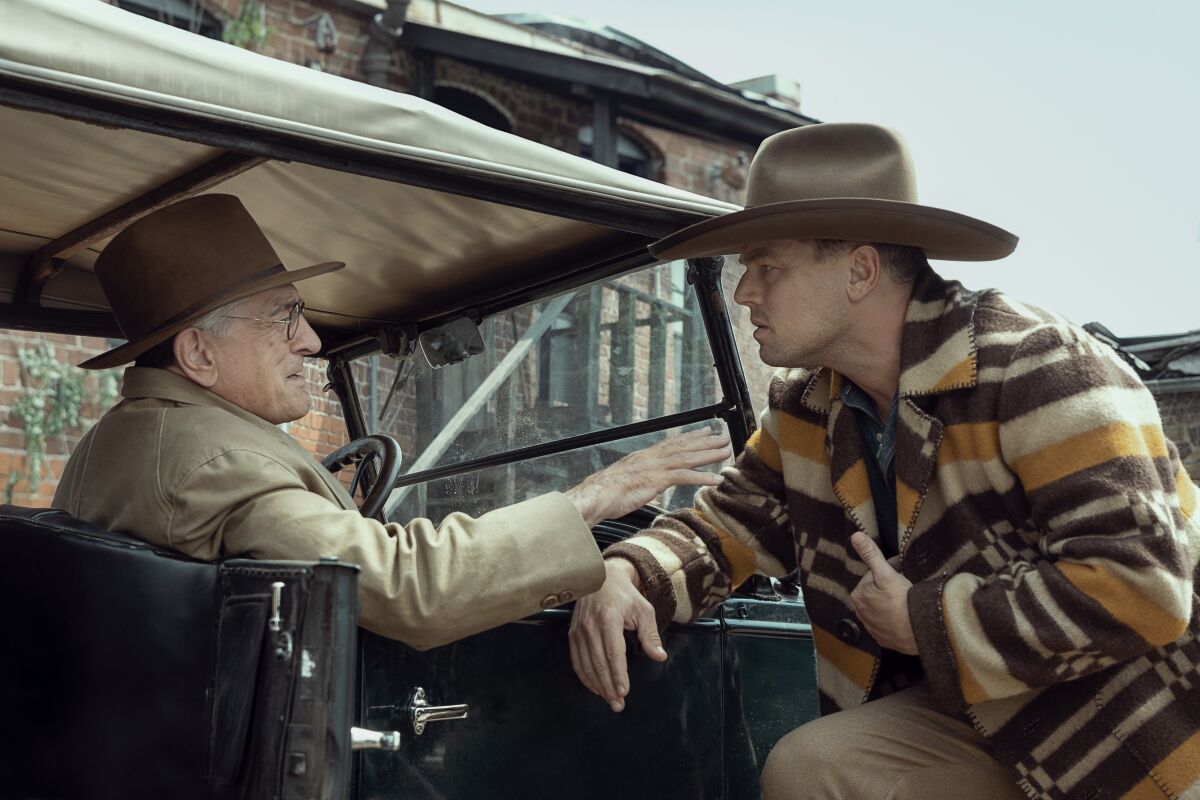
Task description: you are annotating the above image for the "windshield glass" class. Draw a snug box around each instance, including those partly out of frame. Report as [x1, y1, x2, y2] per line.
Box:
[350, 260, 726, 523]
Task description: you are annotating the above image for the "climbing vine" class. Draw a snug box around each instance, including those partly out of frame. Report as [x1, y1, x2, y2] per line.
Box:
[6, 344, 118, 502]
[223, 0, 270, 51]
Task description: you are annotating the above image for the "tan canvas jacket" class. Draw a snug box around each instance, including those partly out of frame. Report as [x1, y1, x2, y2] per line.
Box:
[54, 367, 604, 649]
[608, 271, 1200, 800]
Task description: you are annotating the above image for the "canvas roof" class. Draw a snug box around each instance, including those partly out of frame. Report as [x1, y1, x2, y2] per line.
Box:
[0, 0, 739, 344]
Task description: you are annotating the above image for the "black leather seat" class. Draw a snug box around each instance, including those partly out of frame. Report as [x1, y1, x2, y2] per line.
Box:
[0, 506, 360, 800]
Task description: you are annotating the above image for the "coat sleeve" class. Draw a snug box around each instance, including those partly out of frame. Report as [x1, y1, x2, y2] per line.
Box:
[604, 404, 800, 630]
[166, 450, 604, 649]
[909, 323, 1200, 710]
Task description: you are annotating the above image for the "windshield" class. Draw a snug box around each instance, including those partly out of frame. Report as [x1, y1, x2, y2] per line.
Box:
[349, 260, 727, 524]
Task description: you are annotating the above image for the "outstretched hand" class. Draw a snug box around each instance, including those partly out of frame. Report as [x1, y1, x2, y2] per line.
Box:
[849, 532, 918, 655]
[563, 428, 731, 527]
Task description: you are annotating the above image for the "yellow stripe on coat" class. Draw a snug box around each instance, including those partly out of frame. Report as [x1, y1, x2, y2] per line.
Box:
[693, 508, 758, 587]
[938, 421, 1002, 465]
[834, 459, 872, 511]
[746, 428, 782, 473]
[1175, 467, 1197, 519]
[811, 625, 876, 691]
[1057, 561, 1188, 647]
[775, 411, 830, 465]
[1013, 422, 1169, 492]
[929, 355, 976, 393]
[1121, 730, 1200, 798]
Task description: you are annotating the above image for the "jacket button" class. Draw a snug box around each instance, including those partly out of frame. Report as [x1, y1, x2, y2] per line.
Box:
[559, 590, 574, 603]
[540, 594, 559, 609]
[837, 617, 861, 644]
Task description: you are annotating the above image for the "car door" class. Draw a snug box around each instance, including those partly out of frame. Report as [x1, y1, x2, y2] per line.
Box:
[343, 261, 818, 799]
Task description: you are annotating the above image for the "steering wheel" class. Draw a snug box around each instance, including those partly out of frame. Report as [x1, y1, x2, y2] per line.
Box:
[321, 435, 403, 520]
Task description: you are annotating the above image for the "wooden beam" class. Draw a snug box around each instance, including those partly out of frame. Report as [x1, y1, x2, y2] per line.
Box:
[0, 304, 121, 338]
[16, 151, 267, 307]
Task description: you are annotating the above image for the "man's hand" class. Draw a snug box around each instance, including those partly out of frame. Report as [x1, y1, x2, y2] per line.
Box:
[563, 428, 731, 527]
[849, 532, 918, 655]
[569, 558, 666, 712]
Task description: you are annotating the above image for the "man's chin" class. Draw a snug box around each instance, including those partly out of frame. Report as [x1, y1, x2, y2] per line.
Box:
[757, 346, 815, 371]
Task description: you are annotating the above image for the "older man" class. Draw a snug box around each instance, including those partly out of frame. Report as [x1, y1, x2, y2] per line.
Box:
[53, 194, 730, 650]
[569, 124, 1200, 799]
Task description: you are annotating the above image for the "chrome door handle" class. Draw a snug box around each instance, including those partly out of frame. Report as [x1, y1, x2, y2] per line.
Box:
[350, 727, 401, 751]
[405, 686, 469, 735]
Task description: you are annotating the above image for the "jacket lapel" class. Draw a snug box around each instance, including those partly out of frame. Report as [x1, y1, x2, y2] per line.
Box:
[891, 271, 980, 553]
[810, 371, 881, 544]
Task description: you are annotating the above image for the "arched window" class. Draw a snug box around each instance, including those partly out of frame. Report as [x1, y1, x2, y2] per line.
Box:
[432, 87, 513, 134]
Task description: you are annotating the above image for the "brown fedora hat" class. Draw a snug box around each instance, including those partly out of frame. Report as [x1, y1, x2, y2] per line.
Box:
[650, 123, 1017, 262]
[79, 194, 343, 370]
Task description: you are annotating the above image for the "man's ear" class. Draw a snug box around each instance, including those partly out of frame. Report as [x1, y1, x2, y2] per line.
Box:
[171, 328, 219, 387]
[845, 245, 882, 303]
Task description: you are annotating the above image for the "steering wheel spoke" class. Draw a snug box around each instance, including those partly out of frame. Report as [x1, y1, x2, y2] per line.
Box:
[321, 435, 403, 519]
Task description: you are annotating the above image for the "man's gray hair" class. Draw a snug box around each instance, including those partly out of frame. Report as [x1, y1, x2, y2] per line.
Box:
[189, 297, 250, 338]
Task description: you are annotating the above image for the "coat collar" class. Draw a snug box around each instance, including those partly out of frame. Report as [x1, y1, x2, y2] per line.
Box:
[795, 270, 973, 557]
[798, 269, 979, 416]
[122, 367, 276, 433]
[120, 367, 354, 507]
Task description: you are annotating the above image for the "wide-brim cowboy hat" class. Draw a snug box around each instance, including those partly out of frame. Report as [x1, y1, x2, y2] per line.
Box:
[650, 123, 1017, 262]
[80, 194, 343, 370]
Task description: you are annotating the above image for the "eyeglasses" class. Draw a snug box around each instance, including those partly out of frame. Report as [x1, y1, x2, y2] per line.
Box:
[224, 300, 306, 340]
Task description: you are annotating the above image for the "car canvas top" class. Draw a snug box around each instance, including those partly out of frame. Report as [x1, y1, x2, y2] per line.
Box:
[0, 0, 738, 348]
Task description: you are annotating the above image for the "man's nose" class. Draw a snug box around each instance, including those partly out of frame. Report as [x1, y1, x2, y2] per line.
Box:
[733, 269, 760, 308]
[292, 313, 322, 356]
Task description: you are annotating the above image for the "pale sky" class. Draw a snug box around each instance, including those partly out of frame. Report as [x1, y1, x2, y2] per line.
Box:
[460, 0, 1199, 337]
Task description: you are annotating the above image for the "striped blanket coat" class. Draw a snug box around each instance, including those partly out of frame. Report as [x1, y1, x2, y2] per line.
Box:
[608, 270, 1200, 799]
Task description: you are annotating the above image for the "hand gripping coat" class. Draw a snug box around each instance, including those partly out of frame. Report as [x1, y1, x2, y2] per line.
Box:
[607, 270, 1200, 800]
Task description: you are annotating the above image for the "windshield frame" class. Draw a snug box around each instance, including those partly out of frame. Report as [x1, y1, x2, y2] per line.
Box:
[326, 256, 756, 492]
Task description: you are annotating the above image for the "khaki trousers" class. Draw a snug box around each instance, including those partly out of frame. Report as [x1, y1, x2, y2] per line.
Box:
[761, 685, 1028, 800]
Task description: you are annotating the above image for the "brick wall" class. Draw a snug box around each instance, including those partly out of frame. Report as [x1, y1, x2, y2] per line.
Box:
[1152, 388, 1200, 479]
[434, 57, 590, 150]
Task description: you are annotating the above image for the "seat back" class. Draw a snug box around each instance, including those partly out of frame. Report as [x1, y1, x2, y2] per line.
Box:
[0, 506, 359, 800]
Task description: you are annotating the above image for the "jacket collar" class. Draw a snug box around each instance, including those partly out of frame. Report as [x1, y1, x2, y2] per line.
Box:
[121, 367, 302, 442]
[798, 269, 979, 416]
[120, 367, 353, 505]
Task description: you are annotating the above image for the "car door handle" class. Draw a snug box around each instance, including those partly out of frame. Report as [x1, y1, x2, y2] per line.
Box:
[406, 686, 469, 735]
[350, 727, 402, 751]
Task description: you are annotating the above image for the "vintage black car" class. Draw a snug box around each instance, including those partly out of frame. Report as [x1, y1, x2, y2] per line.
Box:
[0, 1, 817, 797]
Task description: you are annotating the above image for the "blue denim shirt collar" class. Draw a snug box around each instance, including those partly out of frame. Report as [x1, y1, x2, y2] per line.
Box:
[839, 380, 898, 473]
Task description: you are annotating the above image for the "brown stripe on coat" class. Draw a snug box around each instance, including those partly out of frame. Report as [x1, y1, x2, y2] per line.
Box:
[702, 473, 798, 575]
[997, 355, 1146, 425]
[907, 574, 967, 710]
[769, 368, 822, 413]
[604, 540, 677, 632]
[987, 667, 1116, 765]
[1013, 576, 1086, 656]
[1033, 560, 1162, 659]
[956, 568, 1066, 690]
[1098, 654, 1200, 786]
